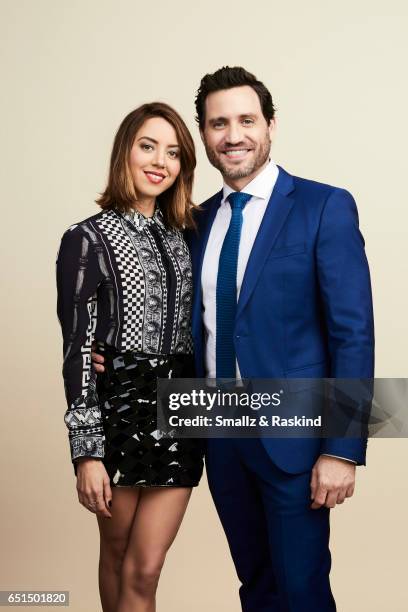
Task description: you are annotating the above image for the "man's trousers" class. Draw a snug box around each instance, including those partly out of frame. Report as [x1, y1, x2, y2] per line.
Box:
[205, 438, 336, 612]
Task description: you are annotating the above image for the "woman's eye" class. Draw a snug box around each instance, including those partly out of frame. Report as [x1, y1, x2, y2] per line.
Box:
[141, 143, 153, 151]
[168, 150, 179, 158]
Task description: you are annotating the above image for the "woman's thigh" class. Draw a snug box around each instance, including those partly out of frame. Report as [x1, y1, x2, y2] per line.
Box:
[123, 487, 193, 570]
[97, 487, 141, 557]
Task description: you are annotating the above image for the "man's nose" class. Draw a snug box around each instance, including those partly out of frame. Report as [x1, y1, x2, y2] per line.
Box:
[225, 122, 243, 145]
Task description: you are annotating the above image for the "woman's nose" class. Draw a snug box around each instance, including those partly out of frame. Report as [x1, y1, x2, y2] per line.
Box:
[153, 149, 166, 167]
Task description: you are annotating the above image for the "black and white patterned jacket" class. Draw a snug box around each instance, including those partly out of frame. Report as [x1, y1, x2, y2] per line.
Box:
[56, 206, 193, 463]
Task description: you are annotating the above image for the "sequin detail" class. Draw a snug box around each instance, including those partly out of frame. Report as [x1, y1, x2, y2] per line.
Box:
[95, 348, 204, 487]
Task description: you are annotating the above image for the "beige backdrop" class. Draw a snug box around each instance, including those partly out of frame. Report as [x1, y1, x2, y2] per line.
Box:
[1, 0, 408, 610]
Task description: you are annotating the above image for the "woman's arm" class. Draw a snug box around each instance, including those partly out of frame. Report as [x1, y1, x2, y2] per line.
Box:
[56, 224, 105, 464]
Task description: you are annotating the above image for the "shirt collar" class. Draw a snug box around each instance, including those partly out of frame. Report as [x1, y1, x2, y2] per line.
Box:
[121, 204, 165, 230]
[221, 159, 279, 206]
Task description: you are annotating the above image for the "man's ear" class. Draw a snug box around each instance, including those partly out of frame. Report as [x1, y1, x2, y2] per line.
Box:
[268, 118, 276, 140]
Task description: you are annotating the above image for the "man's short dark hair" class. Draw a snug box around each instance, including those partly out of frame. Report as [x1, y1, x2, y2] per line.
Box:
[195, 66, 276, 130]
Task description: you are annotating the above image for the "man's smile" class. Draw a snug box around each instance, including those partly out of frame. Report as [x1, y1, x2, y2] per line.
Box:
[222, 148, 254, 161]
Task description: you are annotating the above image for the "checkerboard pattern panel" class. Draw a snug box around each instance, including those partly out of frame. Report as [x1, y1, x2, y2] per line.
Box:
[97, 211, 144, 350]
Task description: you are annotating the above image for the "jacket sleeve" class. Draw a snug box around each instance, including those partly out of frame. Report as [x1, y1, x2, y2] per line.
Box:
[56, 224, 105, 464]
[316, 188, 375, 464]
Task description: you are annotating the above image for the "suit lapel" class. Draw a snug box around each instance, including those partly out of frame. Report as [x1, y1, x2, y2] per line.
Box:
[236, 166, 295, 318]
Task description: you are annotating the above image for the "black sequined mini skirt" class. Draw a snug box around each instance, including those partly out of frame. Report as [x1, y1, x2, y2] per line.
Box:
[96, 346, 204, 488]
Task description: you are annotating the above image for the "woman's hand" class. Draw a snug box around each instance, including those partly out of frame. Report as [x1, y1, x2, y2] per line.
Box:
[91, 342, 105, 374]
[75, 458, 112, 518]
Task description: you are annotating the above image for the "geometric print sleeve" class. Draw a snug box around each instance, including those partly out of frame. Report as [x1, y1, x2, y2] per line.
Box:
[56, 225, 105, 463]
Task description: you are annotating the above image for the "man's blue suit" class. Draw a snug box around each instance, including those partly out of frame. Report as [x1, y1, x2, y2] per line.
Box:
[188, 165, 374, 611]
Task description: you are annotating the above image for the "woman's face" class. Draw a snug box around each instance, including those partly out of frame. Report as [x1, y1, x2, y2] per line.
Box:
[129, 116, 181, 200]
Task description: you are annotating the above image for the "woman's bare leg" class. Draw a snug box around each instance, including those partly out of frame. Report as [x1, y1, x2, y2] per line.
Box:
[117, 487, 193, 612]
[97, 487, 141, 612]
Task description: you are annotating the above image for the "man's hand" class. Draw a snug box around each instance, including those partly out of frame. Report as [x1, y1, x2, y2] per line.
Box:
[76, 458, 112, 518]
[91, 344, 105, 373]
[310, 455, 355, 509]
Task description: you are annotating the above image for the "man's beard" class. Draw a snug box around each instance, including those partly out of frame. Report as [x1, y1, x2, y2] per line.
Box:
[204, 133, 271, 180]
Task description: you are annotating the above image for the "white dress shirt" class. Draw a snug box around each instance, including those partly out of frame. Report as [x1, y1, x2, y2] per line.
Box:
[201, 159, 279, 379]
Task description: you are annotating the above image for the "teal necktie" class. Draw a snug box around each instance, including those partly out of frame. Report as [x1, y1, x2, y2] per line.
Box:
[216, 191, 252, 378]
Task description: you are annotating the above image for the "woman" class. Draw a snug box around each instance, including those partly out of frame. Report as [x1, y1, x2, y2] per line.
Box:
[56, 102, 204, 612]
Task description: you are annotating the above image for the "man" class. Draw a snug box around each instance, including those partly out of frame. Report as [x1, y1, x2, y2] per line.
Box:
[94, 66, 374, 611]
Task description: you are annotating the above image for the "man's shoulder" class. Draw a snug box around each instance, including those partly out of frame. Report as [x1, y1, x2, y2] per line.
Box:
[279, 167, 357, 218]
[280, 173, 359, 239]
[289, 169, 349, 199]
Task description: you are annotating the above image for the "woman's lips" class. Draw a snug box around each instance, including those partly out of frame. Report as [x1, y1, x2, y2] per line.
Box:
[144, 171, 166, 184]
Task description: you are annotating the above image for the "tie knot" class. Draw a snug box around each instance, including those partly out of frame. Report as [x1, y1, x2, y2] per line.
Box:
[227, 191, 252, 210]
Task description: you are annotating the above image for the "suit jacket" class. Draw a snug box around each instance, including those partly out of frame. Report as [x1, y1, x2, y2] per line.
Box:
[187, 165, 374, 473]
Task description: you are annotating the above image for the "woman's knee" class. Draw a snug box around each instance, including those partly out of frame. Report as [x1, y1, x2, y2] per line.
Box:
[100, 536, 128, 575]
[121, 554, 165, 596]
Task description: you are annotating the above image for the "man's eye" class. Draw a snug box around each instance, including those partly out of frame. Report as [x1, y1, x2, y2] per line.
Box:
[242, 119, 254, 125]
